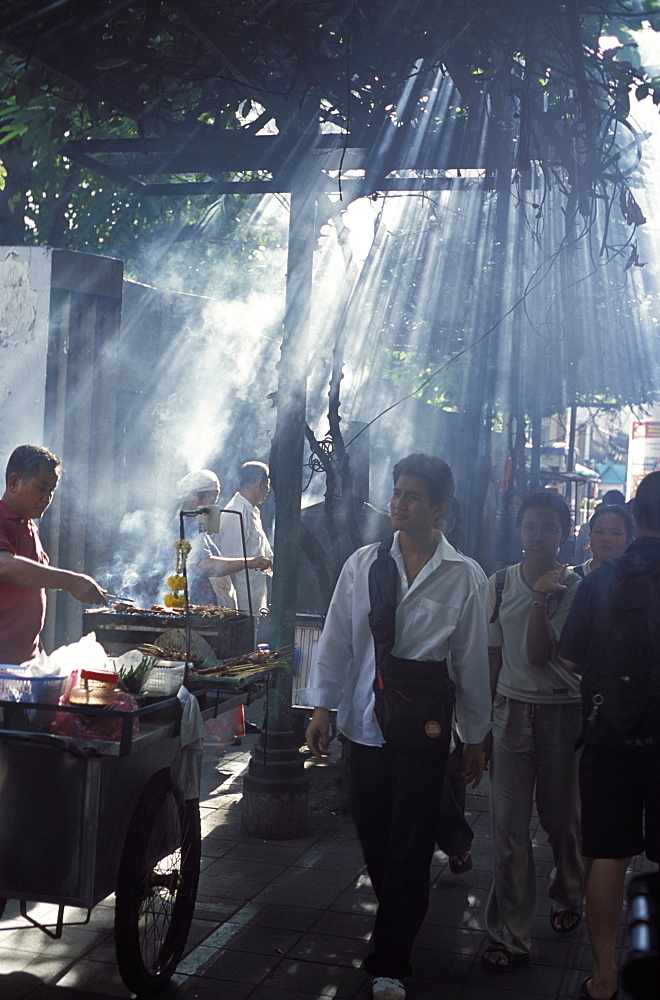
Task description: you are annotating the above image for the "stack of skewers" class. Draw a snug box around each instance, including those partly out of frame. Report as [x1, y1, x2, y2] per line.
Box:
[190, 647, 291, 685]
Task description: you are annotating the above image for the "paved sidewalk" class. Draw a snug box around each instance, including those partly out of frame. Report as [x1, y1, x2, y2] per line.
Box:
[0, 730, 655, 1000]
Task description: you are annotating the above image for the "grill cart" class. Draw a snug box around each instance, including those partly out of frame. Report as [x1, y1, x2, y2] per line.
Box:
[0, 685, 244, 996]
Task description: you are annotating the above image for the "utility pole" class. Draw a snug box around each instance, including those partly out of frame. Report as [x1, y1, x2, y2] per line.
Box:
[241, 152, 316, 838]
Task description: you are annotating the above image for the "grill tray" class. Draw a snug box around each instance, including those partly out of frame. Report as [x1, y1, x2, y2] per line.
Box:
[83, 607, 254, 659]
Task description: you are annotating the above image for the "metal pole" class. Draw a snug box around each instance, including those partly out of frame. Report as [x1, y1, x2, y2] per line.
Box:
[241, 155, 316, 838]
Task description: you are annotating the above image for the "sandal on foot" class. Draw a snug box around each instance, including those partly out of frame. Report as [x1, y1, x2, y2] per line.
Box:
[481, 946, 529, 973]
[449, 852, 473, 875]
[578, 976, 619, 1000]
[550, 908, 582, 933]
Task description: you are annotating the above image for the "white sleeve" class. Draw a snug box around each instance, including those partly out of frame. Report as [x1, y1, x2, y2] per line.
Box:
[218, 508, 247, 558]
[296, 555, 356, 710]
[449, 573, 492, 744]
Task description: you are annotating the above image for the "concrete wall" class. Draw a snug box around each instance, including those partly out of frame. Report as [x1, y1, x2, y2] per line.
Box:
[0, 246, 124, 649]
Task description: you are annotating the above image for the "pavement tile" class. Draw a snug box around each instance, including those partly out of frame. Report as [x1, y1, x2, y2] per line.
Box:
[414, 922, 485, 956]
[535, 937, 591, 971]
[432, 868, 493, 891]
[310, 911, 374, 941]
[410, 947, 476, 984]
[197, 947, 281, 984]
[244, 903, 324, 932]
[159, 975, 253, 999]
[458, 987, 549, 1000]
[54, 959, 131, 997]
[468, 958, 565, 996]
[199, 856, 288, 883]
[0, 972, 47, 999]
[263, 957, 365, 997]
[224, 842, 310, 864]
[0, 948, 68, 984]
[423, 901, 485, 932]
[221, 923, 302, 957]
[254, 871, 347, 908]
[247, 989, 344, 1000]
[328, 891, 378, 917]
[406, 979, 462, 1000]
[0, 924, 113, 961]
[287, 931, 369, 968]
[193, 899, 244, 923]
[294, 848, 366, 875]
[199, 838, 237, 858]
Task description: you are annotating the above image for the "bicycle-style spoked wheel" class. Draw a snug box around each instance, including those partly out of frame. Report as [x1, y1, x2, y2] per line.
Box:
[115, 769, 201, 995]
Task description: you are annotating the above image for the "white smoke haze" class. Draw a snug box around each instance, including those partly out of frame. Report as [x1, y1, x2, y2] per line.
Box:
[7, 57, 659, 621]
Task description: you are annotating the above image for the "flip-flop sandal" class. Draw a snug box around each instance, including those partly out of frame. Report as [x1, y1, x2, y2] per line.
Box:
[550, 908, 582, 933]
[578, 976, 619, 999]
[449, 853, 473, 874]
[481, 947, 529, 973]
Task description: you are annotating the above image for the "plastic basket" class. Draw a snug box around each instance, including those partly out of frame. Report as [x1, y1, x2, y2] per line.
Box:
[143, 664, 185, 697]
[0, 669, 67, 732]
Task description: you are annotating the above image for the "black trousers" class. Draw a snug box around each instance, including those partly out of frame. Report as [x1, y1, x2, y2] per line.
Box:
[349, 738, 450, 978]
[436, 732, 474, 857]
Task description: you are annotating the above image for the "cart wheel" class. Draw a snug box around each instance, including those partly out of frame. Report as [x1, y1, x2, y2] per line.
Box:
[114, 769, 201, 996]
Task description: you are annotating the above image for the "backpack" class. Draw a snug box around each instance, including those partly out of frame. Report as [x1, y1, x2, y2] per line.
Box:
[581, 555, 660, 749]
[489, 567, 508, 623]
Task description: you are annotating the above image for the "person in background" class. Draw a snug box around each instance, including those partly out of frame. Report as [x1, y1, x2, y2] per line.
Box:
[302, 455, 491, 1000]
[482, 492, 583, 972]
[0, 444, 106, 664]
[571, 504, 633, 578]
[217, 461, 273, 616]
[175, 468, 272, 745]
[575, 489, 627, 563]
[176, 469, 271, 606]
[435, 497, 487, 876]
[560, 472, 660, 1000]
[494, 489, 525, 568]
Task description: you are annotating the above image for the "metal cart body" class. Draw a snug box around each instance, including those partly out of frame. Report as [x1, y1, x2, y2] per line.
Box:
[0, 722, 182, 909]
[0, 688, 244, 993]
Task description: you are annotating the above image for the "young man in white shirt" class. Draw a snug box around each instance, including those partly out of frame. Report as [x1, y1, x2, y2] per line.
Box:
[301, 454, 491, 1000]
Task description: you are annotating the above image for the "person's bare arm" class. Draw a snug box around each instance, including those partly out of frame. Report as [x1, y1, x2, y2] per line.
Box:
[197, 554, 272, 577]
[461, 742, 486, 788]
[0, 551, 106, 603]
[305, 707, 331, 758]
[526, 567, 568, 664]
[562, 659, 584, 674]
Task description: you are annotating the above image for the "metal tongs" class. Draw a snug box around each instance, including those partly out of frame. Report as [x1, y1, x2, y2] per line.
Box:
[103, 594, 136, 608]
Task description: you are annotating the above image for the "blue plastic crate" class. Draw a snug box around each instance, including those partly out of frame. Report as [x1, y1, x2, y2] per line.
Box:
[0, 669, 66, 732]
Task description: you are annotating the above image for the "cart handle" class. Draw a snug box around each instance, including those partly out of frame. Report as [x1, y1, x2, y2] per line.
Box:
[0, 729, 100, 757]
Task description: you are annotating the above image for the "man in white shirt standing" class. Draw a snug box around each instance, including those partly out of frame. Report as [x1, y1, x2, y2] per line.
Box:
[217, 461, 273, 614]
[301, 454, 491, 1000]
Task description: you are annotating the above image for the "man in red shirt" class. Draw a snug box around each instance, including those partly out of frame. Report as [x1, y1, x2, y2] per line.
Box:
[0, 444, 106, 664]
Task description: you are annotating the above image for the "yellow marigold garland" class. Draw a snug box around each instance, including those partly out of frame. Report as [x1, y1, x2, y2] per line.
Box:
[164, 539, 192, 607]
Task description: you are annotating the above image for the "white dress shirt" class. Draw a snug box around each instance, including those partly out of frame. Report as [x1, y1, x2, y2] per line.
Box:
[217, 492, 273, 612]
[298, 531, 492, 746]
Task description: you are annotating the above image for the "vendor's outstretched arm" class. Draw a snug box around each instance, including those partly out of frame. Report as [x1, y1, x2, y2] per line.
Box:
[0, 551, 106, 603]
[197, 554, 271, 577]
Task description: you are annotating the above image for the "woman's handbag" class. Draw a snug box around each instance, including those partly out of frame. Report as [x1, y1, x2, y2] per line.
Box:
[368, 540, 455, 749]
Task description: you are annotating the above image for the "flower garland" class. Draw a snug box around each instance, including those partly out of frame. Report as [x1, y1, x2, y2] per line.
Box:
[164, 538, 191, 608]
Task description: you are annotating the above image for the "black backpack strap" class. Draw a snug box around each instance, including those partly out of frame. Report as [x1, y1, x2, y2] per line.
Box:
[368, 537, 399, 670]
[489, 567, 508, 624]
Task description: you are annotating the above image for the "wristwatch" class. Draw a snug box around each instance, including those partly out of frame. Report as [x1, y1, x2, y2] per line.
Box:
[531, 598, 548, 609]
